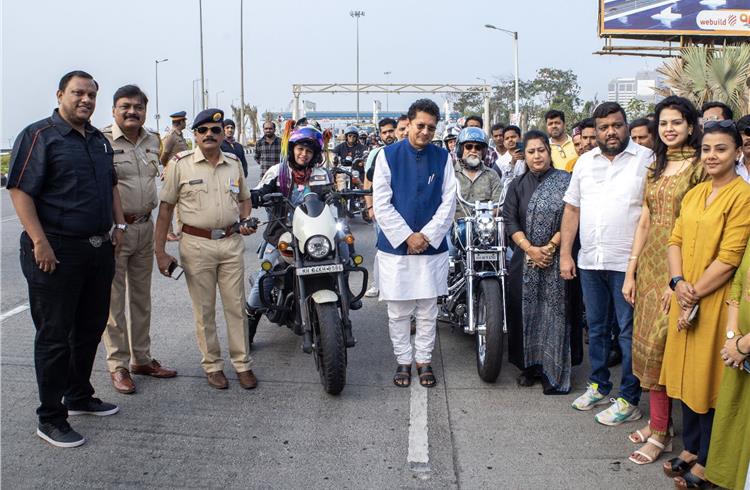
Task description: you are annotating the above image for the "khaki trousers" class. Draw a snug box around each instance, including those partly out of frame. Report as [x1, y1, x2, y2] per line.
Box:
[104, 220, 154, 371]
[179, 233, 251, 373]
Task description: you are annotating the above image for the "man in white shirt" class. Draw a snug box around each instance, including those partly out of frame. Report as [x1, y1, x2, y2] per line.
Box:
[560, 102, 653, 426]
[493, 125, 526, 202]
[373, 99, 456, 389]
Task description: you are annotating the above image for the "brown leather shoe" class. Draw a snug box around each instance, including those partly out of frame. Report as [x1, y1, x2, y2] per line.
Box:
[110, 368, 136, 394]
[237, 370, 258, 390]
[206, 371, 228, 389]
[130, 360, 177, 378]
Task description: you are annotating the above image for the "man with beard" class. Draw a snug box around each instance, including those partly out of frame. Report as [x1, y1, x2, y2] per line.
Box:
[560, 102, 653, 426]
[102, 85, 177, 395]
[7, 70, 125, 447]
[221, 119, 248, 177]
[254, 121, 281, 177]
[546, 110, 576, 171]
[363, 117, 398, 297]
[629, 118, 655, 150]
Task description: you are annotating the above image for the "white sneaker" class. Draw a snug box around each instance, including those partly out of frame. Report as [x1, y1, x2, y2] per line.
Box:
[595, 397, 643, 426]
[571, 383, 608, 411]
[364, 286, 379, 298]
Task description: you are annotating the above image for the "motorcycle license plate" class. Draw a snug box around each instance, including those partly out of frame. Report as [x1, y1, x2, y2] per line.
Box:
[296, 264, 344, 276]
[474, 252, 497, 262]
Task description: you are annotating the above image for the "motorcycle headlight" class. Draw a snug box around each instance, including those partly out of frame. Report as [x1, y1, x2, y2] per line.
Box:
[305, 235, 332, 259]
[476, 216, 496, 241]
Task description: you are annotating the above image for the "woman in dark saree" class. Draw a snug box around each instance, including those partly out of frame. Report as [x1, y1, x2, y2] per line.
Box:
[502, 130, 582, 394]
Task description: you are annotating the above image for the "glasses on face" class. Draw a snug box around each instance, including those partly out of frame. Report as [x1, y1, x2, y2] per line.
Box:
[704, 120, 735, 130]
[463, 143, 484, 151]
[415, 123, 437, 133]
[195, 126, 223, 135]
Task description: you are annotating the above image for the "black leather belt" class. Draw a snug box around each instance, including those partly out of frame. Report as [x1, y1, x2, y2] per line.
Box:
[46, 233, 111, 248]
[124, 213, 151, 225]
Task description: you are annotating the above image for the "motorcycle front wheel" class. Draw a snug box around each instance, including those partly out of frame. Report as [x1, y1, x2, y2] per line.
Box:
[475, 279, 504, 382]
[314, 302, 347, 395]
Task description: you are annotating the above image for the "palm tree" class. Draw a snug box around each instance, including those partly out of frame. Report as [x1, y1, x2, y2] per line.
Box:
[656, 45, 750, 116]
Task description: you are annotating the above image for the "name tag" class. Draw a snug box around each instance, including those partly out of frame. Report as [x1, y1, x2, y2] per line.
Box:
[228, 178, 240, 194]
[189, 179, 204, 185]
[113, 149, 125, 154]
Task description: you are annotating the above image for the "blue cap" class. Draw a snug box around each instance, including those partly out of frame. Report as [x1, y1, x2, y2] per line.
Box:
[169, 111, 187, 120]
[191, 109, 224, 130]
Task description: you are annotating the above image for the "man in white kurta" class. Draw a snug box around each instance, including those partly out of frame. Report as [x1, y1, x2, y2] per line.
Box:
[372, 100, 456, 384]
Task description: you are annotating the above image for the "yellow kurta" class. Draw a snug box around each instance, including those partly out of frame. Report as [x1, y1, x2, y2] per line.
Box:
[660, 177, 750, 413]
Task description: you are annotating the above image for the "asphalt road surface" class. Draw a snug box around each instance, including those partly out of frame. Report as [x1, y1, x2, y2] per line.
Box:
[2, 157, 678, 489]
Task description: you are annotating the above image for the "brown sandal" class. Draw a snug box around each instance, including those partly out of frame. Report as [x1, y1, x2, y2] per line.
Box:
[393, 364, 411, 388]
[417, 364, 437, 388]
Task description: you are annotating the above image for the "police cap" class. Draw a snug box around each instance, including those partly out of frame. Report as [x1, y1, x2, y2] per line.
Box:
[169, 111, 187, 120]
[191, 108, 224, 130]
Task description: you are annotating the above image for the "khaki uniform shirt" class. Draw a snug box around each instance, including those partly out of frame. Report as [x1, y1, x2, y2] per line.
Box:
[454, 166, 502, 219]
[161, 128, 188, 164]
[160, 147, 250, 229]
[102, 124, 161, 215]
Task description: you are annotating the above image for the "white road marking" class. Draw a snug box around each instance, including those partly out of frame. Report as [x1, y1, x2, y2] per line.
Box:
[0, 303, 30, 322]
[1, 215, 19, 223]
[407, 378, 431, 474]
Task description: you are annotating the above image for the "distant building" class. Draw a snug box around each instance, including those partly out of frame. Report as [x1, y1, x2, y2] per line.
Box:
[607, 70, 664, 105]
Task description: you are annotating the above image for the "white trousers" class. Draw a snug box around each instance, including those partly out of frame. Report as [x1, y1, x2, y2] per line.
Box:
[386, 298, 438, 365]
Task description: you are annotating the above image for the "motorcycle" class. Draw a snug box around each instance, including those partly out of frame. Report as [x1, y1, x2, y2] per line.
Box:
[438, 192, 508, 382]
[249, 170, 370, 395]
[333, 155, 369, 222]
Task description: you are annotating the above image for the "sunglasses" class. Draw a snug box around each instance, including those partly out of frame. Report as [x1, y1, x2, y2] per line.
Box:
[195, 126, 223, 135]
[463, 143, 484, 151]
[552, 144, 566, 159]
[415, 123, 437, 133]
[704, 120, 735, 130]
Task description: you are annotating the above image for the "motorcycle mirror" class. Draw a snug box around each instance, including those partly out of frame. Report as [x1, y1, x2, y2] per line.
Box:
[262, 192, 284, 203]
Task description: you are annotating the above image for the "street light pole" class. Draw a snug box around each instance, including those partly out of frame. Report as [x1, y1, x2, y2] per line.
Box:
[192, 78, 201, 120]
[384, 70, 391, 113]
[199, 0, 207, 110]
[215, 90, 225, 108]
[484, 24, 519, 120]
[154, 58, 168, 134]
[350, 10, 365, 123]
[239, 0, 246, 145]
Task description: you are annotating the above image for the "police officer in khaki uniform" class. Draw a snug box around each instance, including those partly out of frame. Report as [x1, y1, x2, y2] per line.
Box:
[102, 85, 177, 394]
[154, 108, 257, 390]
[160, 111, 189, 241]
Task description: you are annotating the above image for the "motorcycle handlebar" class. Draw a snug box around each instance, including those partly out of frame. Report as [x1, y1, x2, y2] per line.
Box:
[455, 189, 501, 210]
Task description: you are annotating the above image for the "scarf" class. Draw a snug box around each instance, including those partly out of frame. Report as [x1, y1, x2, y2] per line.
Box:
[666, 146, 697, 162]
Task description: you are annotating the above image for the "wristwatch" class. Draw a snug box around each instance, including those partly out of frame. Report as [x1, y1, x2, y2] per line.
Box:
[115, 223, 128, 232]
[726, 330, 736, 340]
[669, 275, 684, 291]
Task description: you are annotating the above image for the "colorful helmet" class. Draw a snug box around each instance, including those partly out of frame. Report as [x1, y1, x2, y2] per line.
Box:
[288, 127, 324, 168]
[344, 125, 359, 136]
[442, 125, 461, 143]
[456, 127, 488, 159]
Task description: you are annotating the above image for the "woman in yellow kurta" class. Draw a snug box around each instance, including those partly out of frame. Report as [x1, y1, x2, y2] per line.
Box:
[705, 236, 750, 489]
[661, 122, 750, 489]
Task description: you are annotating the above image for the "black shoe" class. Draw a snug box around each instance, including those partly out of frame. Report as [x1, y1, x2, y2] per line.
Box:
[607, 348, 622, 368]
[66, 398, 119, 417]
[516, 372, 537, 387]
[349, 299, 362, 311]
[37, 421, 85, 448]
[246, 308, 261, 344]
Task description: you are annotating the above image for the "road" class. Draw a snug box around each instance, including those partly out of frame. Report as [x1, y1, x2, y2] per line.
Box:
[1, 158, 673, 489]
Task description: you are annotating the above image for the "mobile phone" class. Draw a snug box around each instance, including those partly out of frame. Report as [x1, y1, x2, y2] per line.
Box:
[515, 142, 525, 155]
[167, 261, 184, 280]
[742, 359, 750, 374]
[687, 304, 699, 323]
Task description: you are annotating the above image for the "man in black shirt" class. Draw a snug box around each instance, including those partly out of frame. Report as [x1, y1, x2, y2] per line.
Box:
[333, 125, 367, 163]
[221, 118, 248, 176]
[7, 70, 127, 448]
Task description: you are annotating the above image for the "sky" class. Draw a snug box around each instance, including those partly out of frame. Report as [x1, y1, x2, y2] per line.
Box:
[1, 0, 661, 143]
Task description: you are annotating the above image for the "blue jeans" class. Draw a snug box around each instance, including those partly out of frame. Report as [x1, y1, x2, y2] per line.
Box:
[579, 269, 641, 406]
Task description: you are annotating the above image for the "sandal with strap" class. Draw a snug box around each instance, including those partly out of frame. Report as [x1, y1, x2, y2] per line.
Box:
[393, 364, 412, 388]
[628, 437, 673, 465]
[674, 471, 712, 489]
[417, 364, 437, 388]
[663, 457, 698, 478]
[628, 421, 650, 443]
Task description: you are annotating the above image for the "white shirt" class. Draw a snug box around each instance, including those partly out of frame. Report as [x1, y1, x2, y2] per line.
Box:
[373, 147, 457, 301]
[737, 155, 750, 183]
[563, 139, 653, 272]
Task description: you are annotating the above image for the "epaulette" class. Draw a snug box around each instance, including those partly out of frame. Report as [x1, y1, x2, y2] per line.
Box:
[224, 152, 239, 161]
[101, 124, 113, 134]
[171, 149, 193, 164]
[145, 126, 160, 136]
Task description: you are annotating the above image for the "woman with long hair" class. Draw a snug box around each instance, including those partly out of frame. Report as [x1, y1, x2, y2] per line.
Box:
[622, 96, 706, 465]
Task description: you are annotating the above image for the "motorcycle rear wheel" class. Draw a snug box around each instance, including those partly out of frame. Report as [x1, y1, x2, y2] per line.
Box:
[475, 279, 504, 382]
[314, 302, 347, 395]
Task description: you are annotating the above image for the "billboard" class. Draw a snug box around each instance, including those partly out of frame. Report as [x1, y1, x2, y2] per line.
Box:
[600, 0, 750, 37]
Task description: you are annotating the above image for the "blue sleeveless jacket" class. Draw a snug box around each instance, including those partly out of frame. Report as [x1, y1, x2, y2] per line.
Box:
[376, 139, 449, 255]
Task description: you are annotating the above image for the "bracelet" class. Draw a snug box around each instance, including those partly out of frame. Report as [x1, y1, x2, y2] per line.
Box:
[737, 335, 750, 357]
[629, 255, 638, 261]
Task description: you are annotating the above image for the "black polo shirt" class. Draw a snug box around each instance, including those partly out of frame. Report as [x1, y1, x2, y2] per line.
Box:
[220, 139, 248, 177]
[7, 109, 117, 237]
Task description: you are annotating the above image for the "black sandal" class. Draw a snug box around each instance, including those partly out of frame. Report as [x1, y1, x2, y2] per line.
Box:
[674, 471, 710, 489]
[393, 364, 411, 388]
[663, 457, 697, 478]
[417, 364, 437, 388]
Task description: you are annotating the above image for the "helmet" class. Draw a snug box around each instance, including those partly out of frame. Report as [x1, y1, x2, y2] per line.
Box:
[456, 127, 488, 160]
[358, 130, 368, 138]
[442, 125, 461, 143]
[344, 125, 359, 136]
[288, 127, 324, 168]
